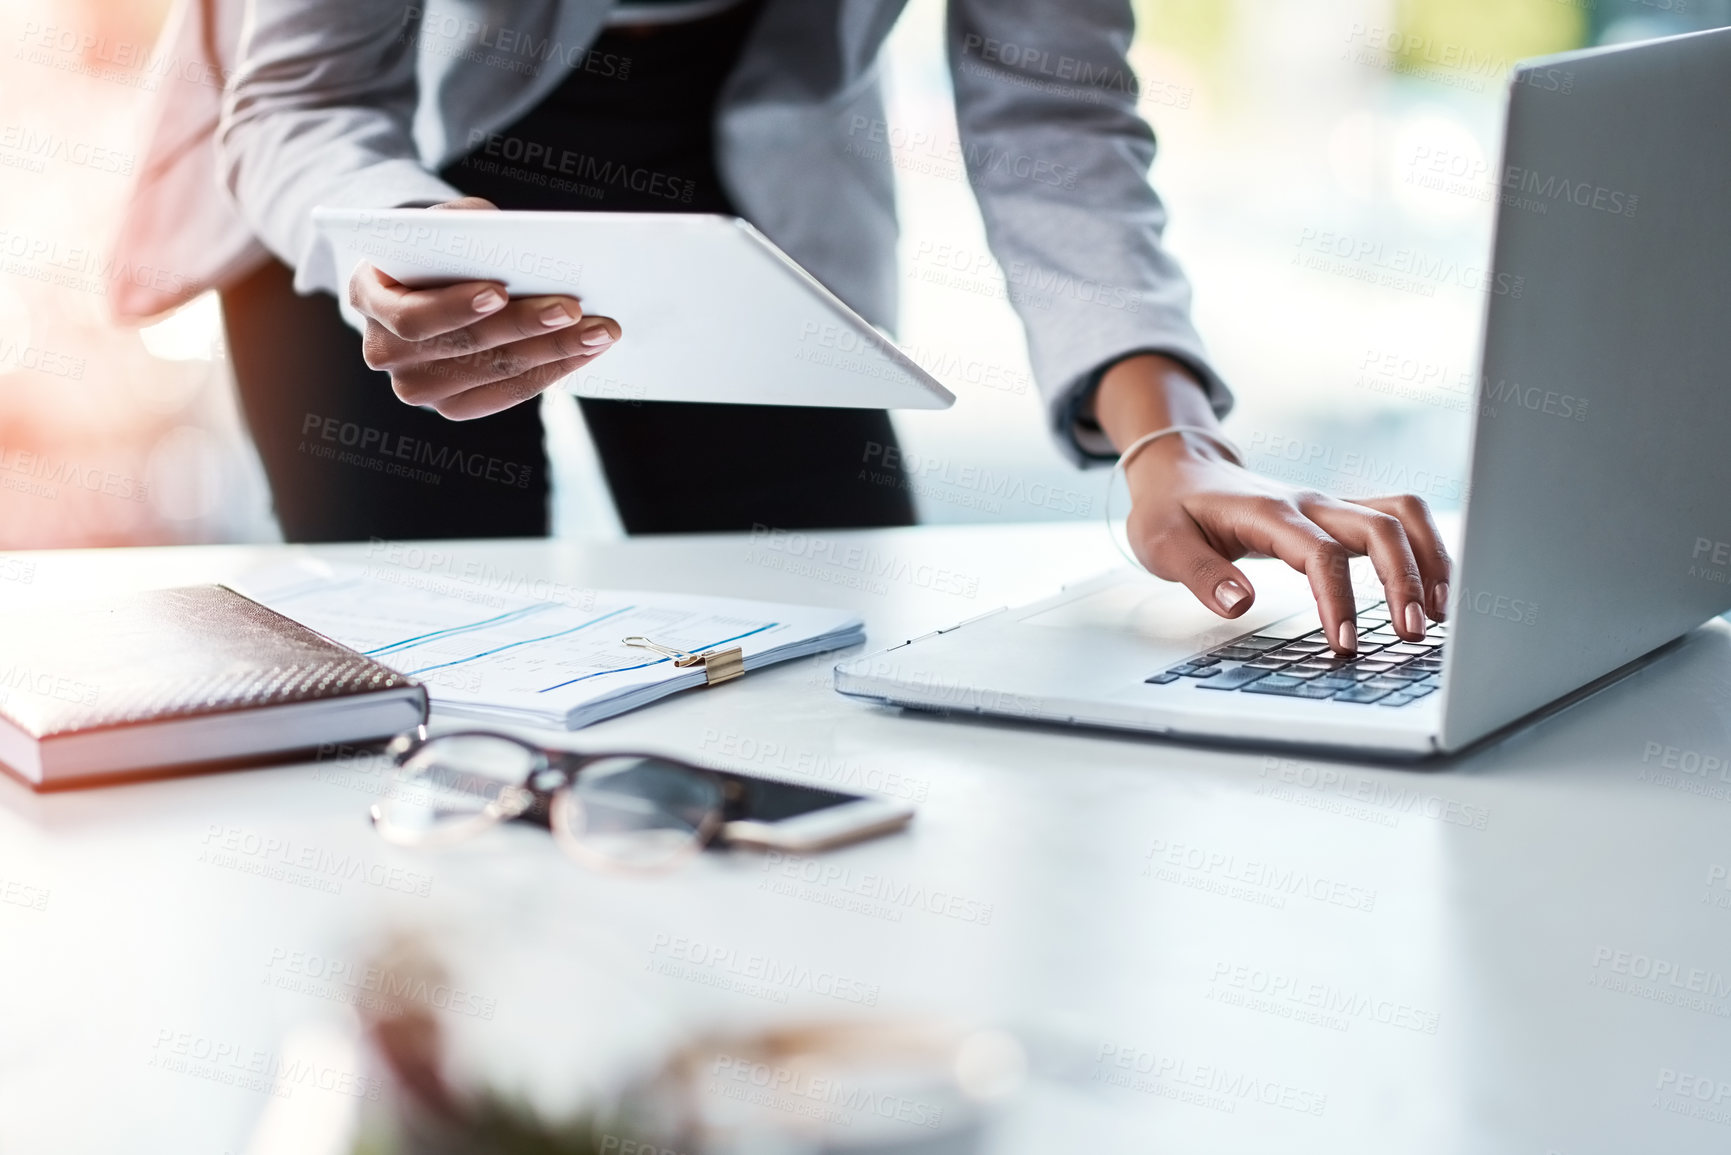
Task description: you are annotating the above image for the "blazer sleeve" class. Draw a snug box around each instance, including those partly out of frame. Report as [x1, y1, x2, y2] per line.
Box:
[217, 0, 461, 299]
[945, 0, 1232, 465]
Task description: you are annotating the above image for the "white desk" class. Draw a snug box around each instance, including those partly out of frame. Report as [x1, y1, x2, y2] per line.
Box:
[1, 524, 1728, 1153]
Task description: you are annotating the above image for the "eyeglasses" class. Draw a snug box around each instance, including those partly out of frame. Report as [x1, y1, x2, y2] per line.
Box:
[369, 728, 747, 873]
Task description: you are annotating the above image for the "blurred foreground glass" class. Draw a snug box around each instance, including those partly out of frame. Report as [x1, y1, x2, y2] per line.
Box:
[632, 1019, 1026, 1154]
[351, 933, 1028, 1155]
[370, 727, 736, 872]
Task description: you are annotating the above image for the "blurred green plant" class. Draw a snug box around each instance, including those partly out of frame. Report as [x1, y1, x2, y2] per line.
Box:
[1132, 0, 1237, 64]
[350, 1095, 622, 1155]
[1395, 0, 1587, 74]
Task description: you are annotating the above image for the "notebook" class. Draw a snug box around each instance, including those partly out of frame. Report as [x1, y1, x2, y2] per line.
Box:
[231, 560, 865, 729]
[0, 585, 428, 788]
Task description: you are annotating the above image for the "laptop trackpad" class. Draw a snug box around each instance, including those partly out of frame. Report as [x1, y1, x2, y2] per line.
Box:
[1020, 578, 1297, 648]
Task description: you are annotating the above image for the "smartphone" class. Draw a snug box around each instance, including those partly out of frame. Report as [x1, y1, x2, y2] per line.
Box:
[717, 772, 914, 853]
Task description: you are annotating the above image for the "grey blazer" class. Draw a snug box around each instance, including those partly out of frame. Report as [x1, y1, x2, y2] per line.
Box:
[218, 0, 1230, 462]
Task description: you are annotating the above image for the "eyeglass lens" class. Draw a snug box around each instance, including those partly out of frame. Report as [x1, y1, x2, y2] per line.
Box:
[559, 757, 726, 871]
[376, 734, 542, 840]
[376, 735, 726, 871]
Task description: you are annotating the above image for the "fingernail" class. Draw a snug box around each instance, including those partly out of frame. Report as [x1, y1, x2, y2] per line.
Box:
[578, 322, 615, 347]
[1214, 579, 1248, 612]
[472, 289, 505, 312]
[1405, 602, 1427, 638]
[1431, 582, 1449, 620]
[540, 303, 575, 327]
[1337, 619, 1357, 654]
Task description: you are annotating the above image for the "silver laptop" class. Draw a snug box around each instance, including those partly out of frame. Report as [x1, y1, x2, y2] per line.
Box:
[836, 28, 1731, 759]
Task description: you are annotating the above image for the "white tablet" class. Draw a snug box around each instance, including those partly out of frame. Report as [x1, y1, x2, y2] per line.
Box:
[311, 208, 955, 411]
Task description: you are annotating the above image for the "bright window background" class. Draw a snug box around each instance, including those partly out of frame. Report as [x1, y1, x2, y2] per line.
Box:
[0, 0, 1723, 547]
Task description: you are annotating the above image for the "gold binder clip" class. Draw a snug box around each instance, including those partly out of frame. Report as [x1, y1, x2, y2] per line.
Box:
[622, 636, 746, 686]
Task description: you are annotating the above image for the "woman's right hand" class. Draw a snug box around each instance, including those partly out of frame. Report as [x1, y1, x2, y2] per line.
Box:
[346, 197, 622, 420]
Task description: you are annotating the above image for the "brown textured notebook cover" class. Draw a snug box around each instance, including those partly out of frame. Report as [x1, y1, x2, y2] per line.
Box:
[0, 585, 425, 739]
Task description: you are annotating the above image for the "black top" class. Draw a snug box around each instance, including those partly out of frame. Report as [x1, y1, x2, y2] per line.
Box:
[440, 0, 763, 215]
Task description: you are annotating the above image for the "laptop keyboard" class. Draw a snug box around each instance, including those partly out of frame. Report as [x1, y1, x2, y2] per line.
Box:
[1144, 602, 1446, 707]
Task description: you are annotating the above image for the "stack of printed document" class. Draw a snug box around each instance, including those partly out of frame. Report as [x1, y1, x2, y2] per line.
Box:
[232, 560, 864, 729]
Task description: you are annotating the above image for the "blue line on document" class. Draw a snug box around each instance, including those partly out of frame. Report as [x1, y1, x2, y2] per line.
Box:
[403, 605, 637, 675]
[535, 622, 779, 693]
[257, 576, 364, 604]
[366, 603, 556, 656]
